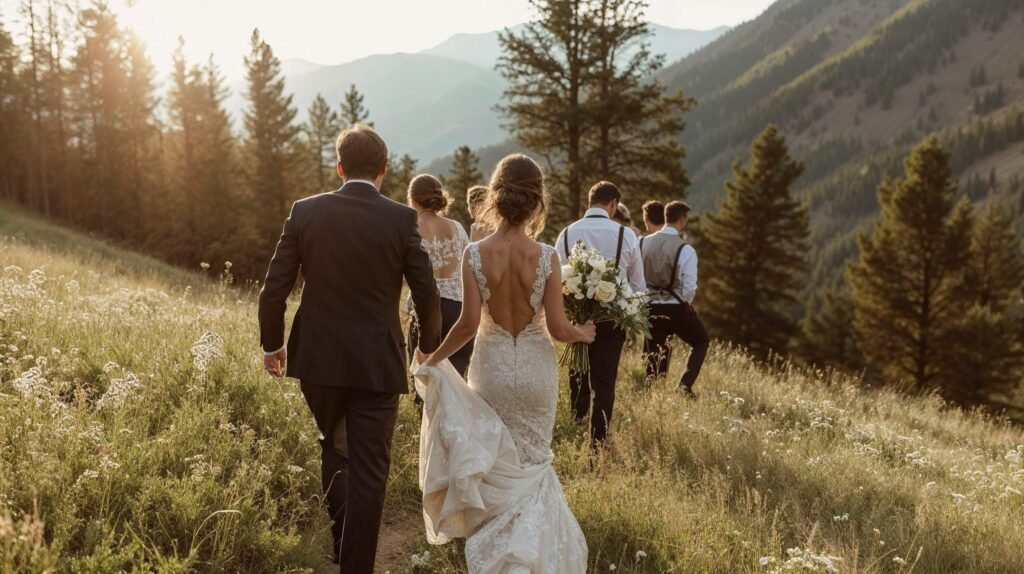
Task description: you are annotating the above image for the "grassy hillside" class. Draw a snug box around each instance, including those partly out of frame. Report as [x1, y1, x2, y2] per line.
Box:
[2, 206, 1024, 573]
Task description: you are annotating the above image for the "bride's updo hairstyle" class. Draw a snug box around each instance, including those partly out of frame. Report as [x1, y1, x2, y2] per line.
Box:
[483, 154, 547, 237]
[408, 174, 451, 214]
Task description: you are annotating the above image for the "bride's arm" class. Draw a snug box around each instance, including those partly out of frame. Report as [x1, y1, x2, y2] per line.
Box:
[423, 251, 481, 367]
[543, 252, 596, 344]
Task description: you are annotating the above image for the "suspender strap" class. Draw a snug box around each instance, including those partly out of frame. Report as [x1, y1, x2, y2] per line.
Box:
[563, 230, 571, 260]
[651, 242, 689, 306]
[639, 235, 645, 253]
[614, 225, 625, 267]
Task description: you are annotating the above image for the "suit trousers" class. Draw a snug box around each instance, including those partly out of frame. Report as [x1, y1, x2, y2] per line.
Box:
[569, 321, 626, 445]
[643, 303, 710, 391]
[299, 383, 400, 574]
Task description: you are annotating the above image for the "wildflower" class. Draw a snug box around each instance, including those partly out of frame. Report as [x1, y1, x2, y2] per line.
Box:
[733, 397, 745, 405]
[200, 262, 211, 270]
[411, 551, 431, 567]
[893, 556, 907, 565]
[635, 550, 647, 560]
[832, 513, 849, 523]
[288, 465, 305, 474]
[224, 261, 233, 269]
[609, 564, 616, 571]
[759, 556, 775, 567]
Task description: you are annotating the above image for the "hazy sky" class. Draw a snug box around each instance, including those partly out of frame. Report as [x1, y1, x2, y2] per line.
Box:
[2, 0, 775, 77]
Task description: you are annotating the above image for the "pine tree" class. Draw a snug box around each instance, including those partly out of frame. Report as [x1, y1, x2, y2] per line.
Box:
[800, 287, 864, 372]
[305, 93, 340, 192]
[584, 0, 693, 202]
[944, 205, 1024, 403]
[442, 145, 483, 225]
[498, 0, 692, 226]
[498, 0, 596, 224]
[848, 137, 973, 393]
[242, 28, 300, 251]
[0, 17, 24, 201]
[339, 83, 371, 127]
[381, 153, 417, 201]
[700, 125, 809, 359]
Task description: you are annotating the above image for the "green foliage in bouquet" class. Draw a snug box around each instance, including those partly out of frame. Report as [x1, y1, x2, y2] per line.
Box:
[560, 241, 651, 371]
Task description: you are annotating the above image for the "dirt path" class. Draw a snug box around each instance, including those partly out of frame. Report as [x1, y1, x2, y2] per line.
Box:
[317, 507, 422, 574]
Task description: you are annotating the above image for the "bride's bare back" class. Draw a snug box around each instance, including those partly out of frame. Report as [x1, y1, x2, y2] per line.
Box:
[475, 234, 545, 337]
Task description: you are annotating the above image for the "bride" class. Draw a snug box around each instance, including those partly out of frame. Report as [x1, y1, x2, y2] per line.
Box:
[413, 153, 596, 573]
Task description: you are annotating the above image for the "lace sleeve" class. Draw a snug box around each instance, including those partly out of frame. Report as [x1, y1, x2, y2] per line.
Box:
[530, 244, 556, 310]
[467, 243, 490, 302]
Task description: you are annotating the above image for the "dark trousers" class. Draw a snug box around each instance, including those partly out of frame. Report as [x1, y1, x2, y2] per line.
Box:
[408, 297, 473, 376]
[643, 303, 710, 391]
[569, 322, 626, 445]
[299, 383, 400, 574]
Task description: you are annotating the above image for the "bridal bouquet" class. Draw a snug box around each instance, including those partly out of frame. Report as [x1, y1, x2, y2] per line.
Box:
[560, 241, 650, 371]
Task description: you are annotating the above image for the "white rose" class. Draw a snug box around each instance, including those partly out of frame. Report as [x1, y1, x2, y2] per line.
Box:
[595, 280, 617, 303]
[588, 255, 607, 273]
[561, 264, 575, 279]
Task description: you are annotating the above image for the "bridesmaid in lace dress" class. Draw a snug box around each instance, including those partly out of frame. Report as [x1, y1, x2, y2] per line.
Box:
[407, 175, 474, 375]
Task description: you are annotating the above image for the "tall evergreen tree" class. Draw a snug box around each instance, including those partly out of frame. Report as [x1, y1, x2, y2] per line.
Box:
[498, 0, 596, 224]
[242, 28, 300, 250]
[944, 205, 1024, 403]
[585, 0, 693, 200]
[799, 287, 864, 372]
[442, 145, 483, 225]
[848, 137, 973, 392]
[166, 43, 242, 270]
[70, 2, 158, 239]
[0, 17, 24, 201]
[700, 125, 809, 359]
[305, 93, 340, 192]
[339, 83, 371, 127]
[499, 0, 691, 226]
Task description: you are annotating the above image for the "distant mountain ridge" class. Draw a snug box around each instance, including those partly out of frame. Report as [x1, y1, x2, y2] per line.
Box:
[228, 23, 729, 161]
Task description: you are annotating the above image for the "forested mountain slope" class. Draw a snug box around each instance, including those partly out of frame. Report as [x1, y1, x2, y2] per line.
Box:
[663, 0, 1024, 287]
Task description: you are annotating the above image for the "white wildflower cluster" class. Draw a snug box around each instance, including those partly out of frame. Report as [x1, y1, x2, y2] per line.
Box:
[185, 454, 222, 483]
[411, 550, 431, 567]
[96, 363, 142, 411]
[760, 548, 841, 573]
[191, 331, 225, 381]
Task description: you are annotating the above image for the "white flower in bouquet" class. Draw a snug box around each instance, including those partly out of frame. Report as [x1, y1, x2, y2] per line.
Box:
[595, 280, 617, 303]
[588, 254, 607, 273]
[561, 264, 575, 278]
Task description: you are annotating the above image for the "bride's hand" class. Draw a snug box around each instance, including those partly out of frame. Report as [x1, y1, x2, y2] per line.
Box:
[414, 348, 430, 365]
[577, 321, 596, 344]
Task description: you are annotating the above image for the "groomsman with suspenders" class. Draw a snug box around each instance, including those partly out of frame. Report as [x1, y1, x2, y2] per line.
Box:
[640, 200, 709, 397]
[555, 182, 646, 446]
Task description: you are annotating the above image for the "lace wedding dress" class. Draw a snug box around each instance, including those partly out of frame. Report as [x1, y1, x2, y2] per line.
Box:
[413, 243, 588, 573]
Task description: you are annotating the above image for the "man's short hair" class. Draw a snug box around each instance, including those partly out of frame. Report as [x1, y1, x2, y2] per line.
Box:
[335, 124, 388, 180]
[588, 181, 621, 207]
[665, 201, 692, 224]
[642, 200, 665, 226]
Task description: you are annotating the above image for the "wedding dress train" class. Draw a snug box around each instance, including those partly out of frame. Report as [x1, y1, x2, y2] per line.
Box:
[414, 243, 588, 573]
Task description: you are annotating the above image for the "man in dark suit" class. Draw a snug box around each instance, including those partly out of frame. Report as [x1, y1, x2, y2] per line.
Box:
[258, 124, 441, 573]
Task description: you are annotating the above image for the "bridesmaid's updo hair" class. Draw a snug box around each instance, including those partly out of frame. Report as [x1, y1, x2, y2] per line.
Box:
[407, 174, 450, 214]
[484, 154, 547, 237]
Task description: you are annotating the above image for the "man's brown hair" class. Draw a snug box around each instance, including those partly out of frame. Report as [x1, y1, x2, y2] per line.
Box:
[335, 124, 388, 180]
[665, 201, 691, 224]
[642, 200, 665, 226]
[588, 181, 621, 207]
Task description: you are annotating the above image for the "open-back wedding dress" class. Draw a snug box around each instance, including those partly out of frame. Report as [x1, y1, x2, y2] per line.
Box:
[413, 242, 588, 573]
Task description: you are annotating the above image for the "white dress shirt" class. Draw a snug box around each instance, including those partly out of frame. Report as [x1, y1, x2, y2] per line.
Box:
[645, 226, 698, 305]
[555, 207, 646, 294]
[265, 178, 380, 357]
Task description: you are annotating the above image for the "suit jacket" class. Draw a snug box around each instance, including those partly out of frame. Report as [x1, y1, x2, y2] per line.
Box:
[258, 181, 442, 393]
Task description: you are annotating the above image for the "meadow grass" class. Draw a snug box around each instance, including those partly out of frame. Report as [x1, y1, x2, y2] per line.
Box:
[1, 207, 1023, 573]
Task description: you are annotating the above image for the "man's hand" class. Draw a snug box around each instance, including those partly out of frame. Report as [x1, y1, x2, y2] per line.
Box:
[264, 349, 287, 377]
